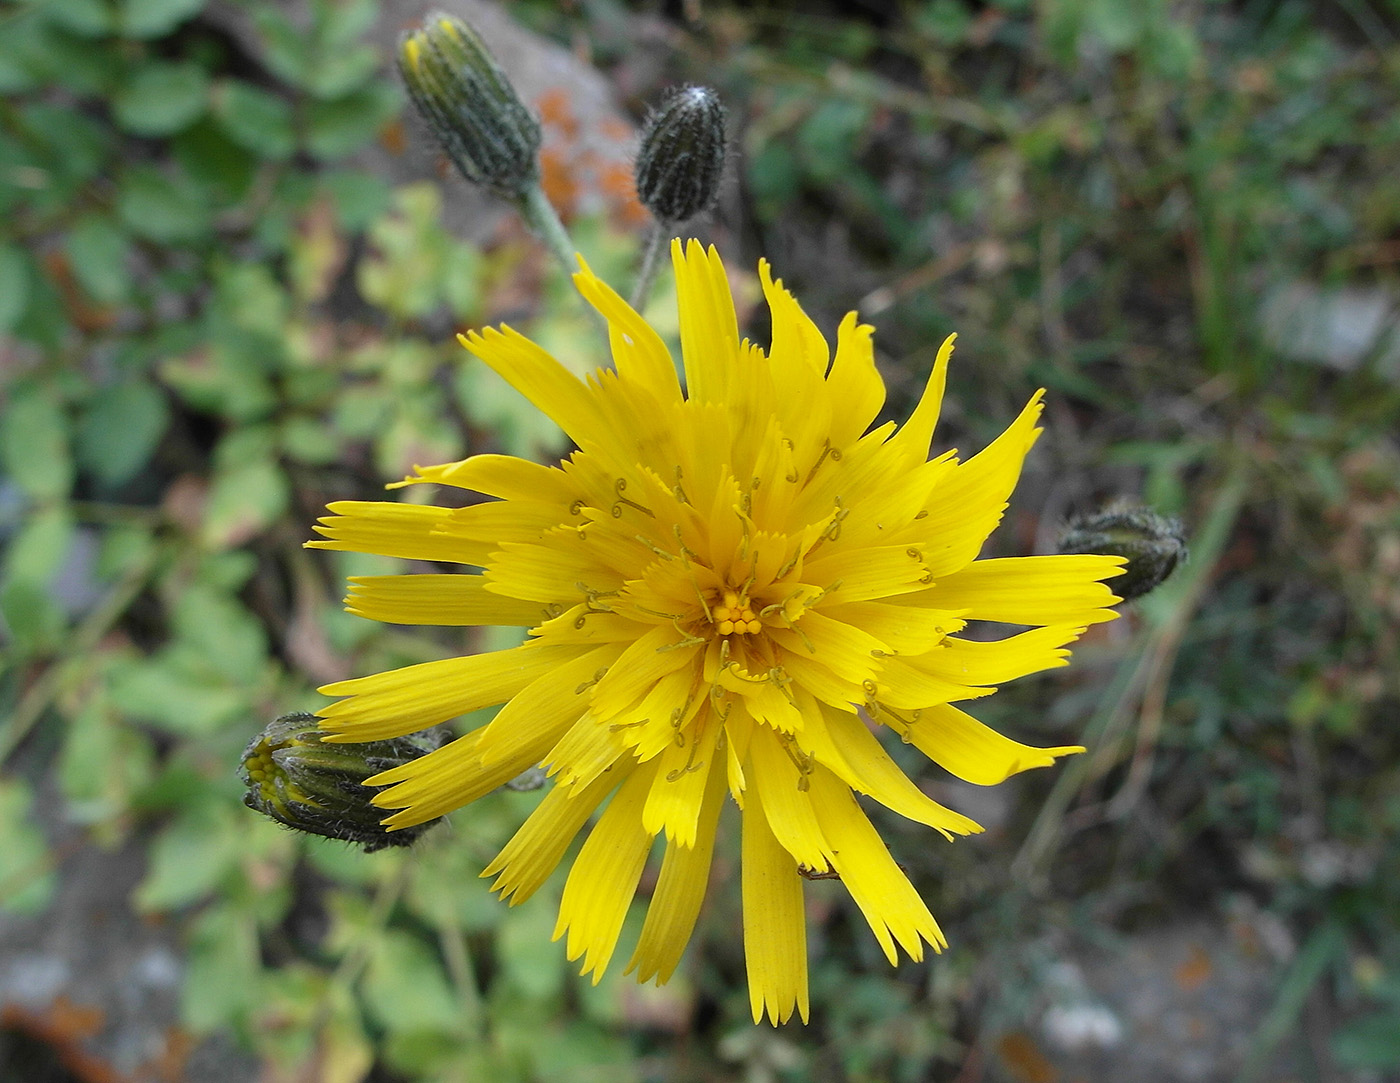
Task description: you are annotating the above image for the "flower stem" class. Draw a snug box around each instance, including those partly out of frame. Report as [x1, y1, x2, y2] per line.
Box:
[630, 222, 670, 312]
[517, 183, 607, 339]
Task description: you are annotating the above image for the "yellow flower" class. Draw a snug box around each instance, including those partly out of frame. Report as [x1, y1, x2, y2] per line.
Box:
[308, 240, 1124, 1024]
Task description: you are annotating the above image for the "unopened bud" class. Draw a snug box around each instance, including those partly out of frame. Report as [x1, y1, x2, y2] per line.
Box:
[1060, 503, 1187, 601]
[398, 12, 541, 198]
[635, 85, 727, 224]
[240, 712, 443, 851]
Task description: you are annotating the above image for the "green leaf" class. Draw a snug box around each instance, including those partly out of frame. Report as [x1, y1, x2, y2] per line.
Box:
[113, 61, 209, 135]
[108, 657, 250, 735]
[304, 44, 378, 100]
[305, 84, 400, 159]
[40, 0, 112, 38]
[59, 697, 156, 825]
[169, 581, 269, 683]
[321, 169, 391, 230]
[1335, 1012, 1400, 1068]
[201, 453, 290, 549]
[120, 0, 206, 39]
[182, 903, 261, 1031]
[0, 577, 66, 654]
[117, 164, 211, 242]
[251, 5, 312, 87]
[0, 780, 55, 914]
[172, 120, 257, 205]
[76, 380, 170, 486]
[64, 215, 131, 304]
[498, 899, 567, 1001]
[135, 806, 245, 912]
[2, 504, 77, 586]
[0, 383, 74, 499]
[361, 930, 464, 1035]
[0, 244, 32, 331]
[213, 79, 296, 160]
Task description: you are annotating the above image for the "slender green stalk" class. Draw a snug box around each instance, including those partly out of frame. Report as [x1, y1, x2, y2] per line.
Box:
[630, 223, 670, 312]
[518, 183, 578, 280]
[518, 183, 607, 338]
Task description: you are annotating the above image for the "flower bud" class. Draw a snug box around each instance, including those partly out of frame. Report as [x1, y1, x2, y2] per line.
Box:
[1059, 503, 1188, 601]
[634, 85, 727, 224]
[240, 712, 443, 851]
[398, 12, 541, 198]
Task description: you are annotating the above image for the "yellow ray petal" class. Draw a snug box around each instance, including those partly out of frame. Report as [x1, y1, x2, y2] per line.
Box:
[433, 498, 572, 548]
[673, 239, 741, 405]
[554, 761, 658, 982]
[742, 780, 810, 1025]
[485, 536, 617, 603]
[641, 715, 721, 846]
[475, 645, 616, 765]
[871, 654, 996, 711]
[819, 600, 965, 655]
[748, 730, 832, 870]
[545, 710, 627, 790]
[626, 748, 728, 984]
[388, 453, 580, 504]
[902, 702, 1084, 786]
[345, 574, 544, 627]
[460, 324, 603, 443]
[760, 261, 832, 480]
[482, 769, 618, 904]
[912, 624, 1085, 686]
[368, 727, 550, 829]
[589, 626, 699, 720]
[883, 333, 954, 468]
[917, 392, 1043, 579]
[803, 545, 929, 603]
[307, 501, 490, 565]
[824, 312, 885, 448]
[808, 768, 946, 964]
[922, 554, 1124, 626]
[812, 707, 981, 839]
[317, 644, 573, 740]
[573, 254, 681, 404]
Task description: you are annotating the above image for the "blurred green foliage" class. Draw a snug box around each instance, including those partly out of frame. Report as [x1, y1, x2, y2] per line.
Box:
[1, 0, 1399, 1080]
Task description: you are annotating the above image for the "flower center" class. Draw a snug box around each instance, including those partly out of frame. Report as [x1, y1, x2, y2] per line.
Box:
[711, 589, 763, 636]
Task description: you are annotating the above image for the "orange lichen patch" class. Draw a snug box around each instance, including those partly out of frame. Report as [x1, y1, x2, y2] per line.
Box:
[1174, 944, 1212, 991]
[539, 146, 580, 220]
[379, 118, 407, 156]
[598, 160, 648, 226]
[598, 116, 633, 144]
[996, 1031, 1059, 1083]
[537, 87, 579, 139]
[1, 997, 125, 1083]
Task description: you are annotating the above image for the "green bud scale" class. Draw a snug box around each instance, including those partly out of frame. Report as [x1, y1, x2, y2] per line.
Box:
[635, 85, 728, 224]
[240, 713, 442, 851]
[1060, 503, 1188, 602]
[398, 12, 541, 198]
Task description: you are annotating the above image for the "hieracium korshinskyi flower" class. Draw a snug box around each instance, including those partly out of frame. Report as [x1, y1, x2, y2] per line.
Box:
[305, 239, 1126, 1023]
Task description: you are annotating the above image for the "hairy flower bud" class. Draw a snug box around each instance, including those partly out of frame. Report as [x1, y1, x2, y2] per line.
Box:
[398, 12, 541, 198]
[1060, 503, 1187, 601]
[240, 713, 443, 851]
[634, 85, 728, 224]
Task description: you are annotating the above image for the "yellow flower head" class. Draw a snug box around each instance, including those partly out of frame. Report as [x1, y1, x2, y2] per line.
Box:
[308, 240, 1124, 1024]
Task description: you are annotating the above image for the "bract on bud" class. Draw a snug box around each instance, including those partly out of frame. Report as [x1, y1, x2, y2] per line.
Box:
[240, 712, 443, 851]
[398, 11, 541, 198]
[1060, 503, 1188, 602]
[634, 85, 727, 224]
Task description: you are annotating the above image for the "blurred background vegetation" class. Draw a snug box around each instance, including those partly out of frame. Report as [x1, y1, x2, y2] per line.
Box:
[2, 0, 1399, 1080]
